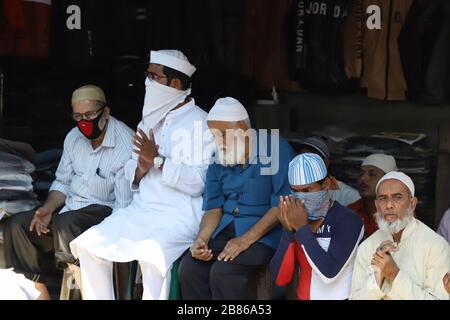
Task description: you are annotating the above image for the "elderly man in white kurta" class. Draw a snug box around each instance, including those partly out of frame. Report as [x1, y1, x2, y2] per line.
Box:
[70, 50, 214, 300]
[350, 171, 450, 300]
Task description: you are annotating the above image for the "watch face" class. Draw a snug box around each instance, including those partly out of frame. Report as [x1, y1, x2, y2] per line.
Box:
[154, 156, 163, 168]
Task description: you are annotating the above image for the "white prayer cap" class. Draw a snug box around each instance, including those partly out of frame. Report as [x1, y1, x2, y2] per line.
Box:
[150, 50, 196, 77]
[362, 153, 397, 174]
[376, 171, 415, 197]
[207, 97, 250, 122]
[288, 153, 328, 186]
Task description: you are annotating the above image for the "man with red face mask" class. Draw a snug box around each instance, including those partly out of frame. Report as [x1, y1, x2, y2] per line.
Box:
[3, 85, 134, 299]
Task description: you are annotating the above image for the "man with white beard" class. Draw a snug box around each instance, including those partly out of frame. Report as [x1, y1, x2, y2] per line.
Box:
[69, 50, 215, 300]
[350, 171, 450, 300]
[178, 97, 296, 299]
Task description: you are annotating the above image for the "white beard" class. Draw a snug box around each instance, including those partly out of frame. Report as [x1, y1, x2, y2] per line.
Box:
[216, 136, 246, 167]
[376, 206, 414, 235]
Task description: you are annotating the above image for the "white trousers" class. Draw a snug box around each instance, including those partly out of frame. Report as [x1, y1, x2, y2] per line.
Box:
[77, 246, 171, 300]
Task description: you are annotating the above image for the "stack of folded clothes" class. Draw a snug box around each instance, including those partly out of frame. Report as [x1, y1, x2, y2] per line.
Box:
[285, 130, 437, 228]
[0, 152, 40, 219]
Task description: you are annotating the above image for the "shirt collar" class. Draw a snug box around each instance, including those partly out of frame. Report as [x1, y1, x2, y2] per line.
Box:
[166, 98, 195, 118]
[79, 116, 116, 151]
[397, 217, 417, 243]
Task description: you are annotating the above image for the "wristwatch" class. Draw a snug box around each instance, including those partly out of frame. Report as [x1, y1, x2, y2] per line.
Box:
[153, 155, 165, 169]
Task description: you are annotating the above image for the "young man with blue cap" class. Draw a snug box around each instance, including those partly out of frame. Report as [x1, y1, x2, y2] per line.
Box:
[270, 153, 364, 300]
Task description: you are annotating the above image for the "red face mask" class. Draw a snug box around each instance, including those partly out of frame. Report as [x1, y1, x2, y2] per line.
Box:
[77, 109, 107, 140]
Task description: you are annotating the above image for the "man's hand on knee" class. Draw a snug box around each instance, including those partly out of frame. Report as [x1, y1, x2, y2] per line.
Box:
[29, 207, 52, 236]
[217, 236, 251, 262]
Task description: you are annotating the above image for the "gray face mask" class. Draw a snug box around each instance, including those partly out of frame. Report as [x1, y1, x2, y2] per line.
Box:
[291, 189, 331, 220]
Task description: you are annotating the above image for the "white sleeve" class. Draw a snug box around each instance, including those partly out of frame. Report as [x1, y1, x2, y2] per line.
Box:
[160, 126, 215, 197]
[349, 246, 386, 300]
[123, 122, 142, 192]
[387, 240, 450, 300]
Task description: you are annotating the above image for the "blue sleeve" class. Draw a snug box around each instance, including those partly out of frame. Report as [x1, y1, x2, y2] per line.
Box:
[293, 213, 364, 283]
[270, 138, 296, 207]
[270, 228, 294, 281]
[202, 164, 225, 211]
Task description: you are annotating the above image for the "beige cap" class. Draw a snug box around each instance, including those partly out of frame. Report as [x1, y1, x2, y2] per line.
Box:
[71, 85, 106, 105]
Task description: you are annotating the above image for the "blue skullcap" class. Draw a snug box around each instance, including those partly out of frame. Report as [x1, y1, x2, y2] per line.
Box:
[288, 153, 328, 186]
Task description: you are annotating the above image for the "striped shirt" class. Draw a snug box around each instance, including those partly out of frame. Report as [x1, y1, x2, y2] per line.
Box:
[50, 116, 134, 213]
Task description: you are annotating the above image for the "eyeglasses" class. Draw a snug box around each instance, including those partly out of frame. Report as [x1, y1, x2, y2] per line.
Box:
[145, 70, 167, 82]
[72, 107, 105, 122]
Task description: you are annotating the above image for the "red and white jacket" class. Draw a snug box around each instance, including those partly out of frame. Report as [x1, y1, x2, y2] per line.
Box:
[270, 201, 364, 300]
